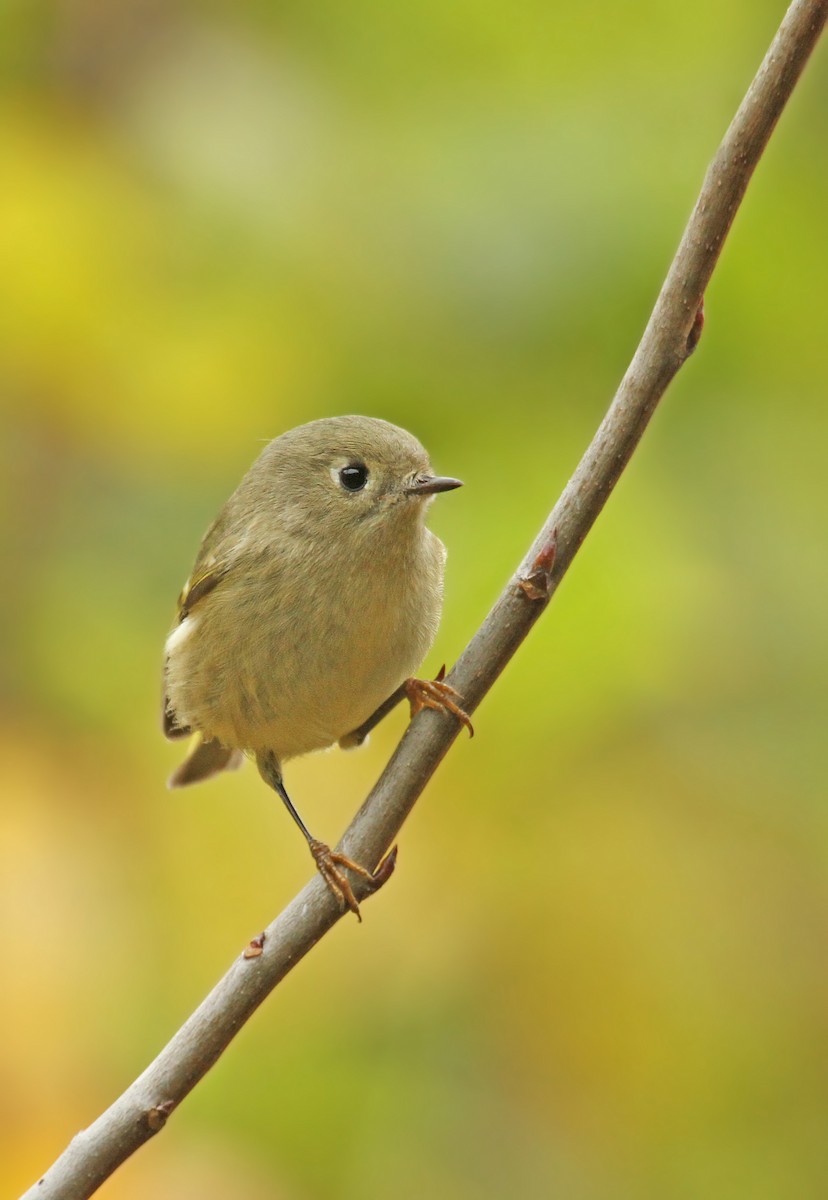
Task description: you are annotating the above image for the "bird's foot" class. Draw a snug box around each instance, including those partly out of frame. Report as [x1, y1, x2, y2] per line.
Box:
[405, 666, 474, 737]
[308, 839, 397, 922]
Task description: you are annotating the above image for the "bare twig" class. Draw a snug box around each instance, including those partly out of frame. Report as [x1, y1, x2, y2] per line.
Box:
[22, 3, 827, 1197]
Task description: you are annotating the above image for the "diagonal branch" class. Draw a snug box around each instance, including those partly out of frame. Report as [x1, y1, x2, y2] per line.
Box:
[23, 2, 827, 1197]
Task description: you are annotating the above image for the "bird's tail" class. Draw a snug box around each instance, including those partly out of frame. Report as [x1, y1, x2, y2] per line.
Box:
[168, 735, 245, 788]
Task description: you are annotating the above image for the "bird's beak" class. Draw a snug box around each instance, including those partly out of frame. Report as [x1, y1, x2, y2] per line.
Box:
[405, 475, 463, 496]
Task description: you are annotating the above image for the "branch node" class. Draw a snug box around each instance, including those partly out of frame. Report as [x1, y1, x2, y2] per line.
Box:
[145, 1101, 175, 1133]
[243, 931, 267, 959]
[686, 296, 706, 354]
[370, 844, 398, 889]
[517, 528, 558, 601]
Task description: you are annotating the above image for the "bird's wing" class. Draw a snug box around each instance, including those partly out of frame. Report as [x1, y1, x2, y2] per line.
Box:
[176, 562, 227, 623]
[163, 498, 263, 739]
[162, 559, 229, 739]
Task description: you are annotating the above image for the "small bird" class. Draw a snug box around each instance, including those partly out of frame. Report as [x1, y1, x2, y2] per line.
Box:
[162, 415, 471, 917]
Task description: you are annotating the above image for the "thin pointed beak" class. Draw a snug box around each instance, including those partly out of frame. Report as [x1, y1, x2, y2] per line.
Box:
[405, 475, 463, 496]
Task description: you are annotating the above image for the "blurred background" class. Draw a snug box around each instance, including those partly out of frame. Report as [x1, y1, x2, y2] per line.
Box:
[2, 2, 827, 1197]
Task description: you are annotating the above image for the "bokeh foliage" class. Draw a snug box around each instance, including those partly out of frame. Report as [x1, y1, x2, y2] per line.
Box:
[2, 2, 827, 1197]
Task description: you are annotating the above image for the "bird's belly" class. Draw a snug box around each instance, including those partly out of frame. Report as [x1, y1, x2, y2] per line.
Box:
[243, 606, 429, 757]
[168, 579, 438, 760]
[166, 519, 446, 761]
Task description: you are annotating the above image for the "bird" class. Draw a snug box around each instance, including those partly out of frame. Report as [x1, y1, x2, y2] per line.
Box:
[162, 415, 471, 917]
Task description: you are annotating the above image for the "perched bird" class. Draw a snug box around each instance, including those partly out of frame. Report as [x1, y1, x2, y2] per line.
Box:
[162, 415, 471, 917]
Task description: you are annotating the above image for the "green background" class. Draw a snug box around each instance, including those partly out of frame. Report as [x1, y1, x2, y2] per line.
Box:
[2, 2, 827, 1197]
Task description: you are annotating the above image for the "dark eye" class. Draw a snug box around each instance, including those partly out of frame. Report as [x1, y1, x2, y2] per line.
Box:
[339, 463, 369, 492]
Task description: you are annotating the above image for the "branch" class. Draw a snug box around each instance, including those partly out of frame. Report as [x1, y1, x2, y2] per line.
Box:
[23, 3, 827, 1197]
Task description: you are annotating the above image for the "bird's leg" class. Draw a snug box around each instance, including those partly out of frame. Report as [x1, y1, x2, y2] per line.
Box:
[339, 666, 474, 749]
[257, 751, 394, 921]
[405, 665, 474, 737]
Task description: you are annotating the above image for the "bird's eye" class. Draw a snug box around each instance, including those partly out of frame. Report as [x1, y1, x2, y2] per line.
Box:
[338, 463, 369, 492]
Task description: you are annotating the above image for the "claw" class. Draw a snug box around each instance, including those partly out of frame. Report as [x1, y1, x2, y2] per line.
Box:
[308, 839, 396, 921]
[405, 674, 474, 737]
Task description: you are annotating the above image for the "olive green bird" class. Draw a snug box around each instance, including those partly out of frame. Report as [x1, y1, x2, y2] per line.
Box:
[163, 416, 471, 917]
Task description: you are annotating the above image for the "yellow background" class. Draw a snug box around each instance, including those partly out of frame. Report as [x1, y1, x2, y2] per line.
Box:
[2, 3, 827, 1197]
